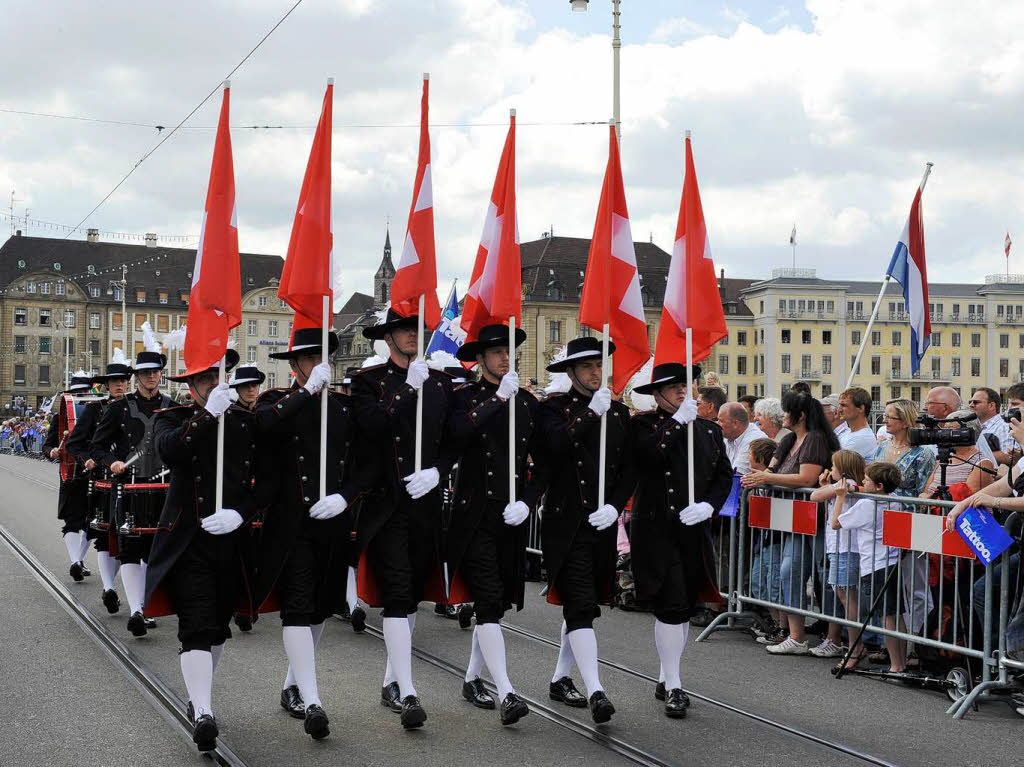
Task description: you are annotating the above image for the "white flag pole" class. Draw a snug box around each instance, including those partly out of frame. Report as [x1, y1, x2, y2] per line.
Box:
[415, 293, 425, 474]
[215, 354, 226, 512]
[598, 322, 610, 509]
[509, 316, 516, 505]
[686, 328, 695, 508]
[845, 162, 933, 391]
[320, 295, 330, 500]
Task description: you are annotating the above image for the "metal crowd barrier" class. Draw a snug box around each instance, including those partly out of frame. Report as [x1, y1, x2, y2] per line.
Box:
[696, 484, 1022, 716]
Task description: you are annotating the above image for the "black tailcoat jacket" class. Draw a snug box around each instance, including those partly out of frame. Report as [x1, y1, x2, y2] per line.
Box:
[44, 413, 89, 525]
[445, 380, 542, 612]
[143, 403, 259, 616]
[535, 390, 636, 605]
[629, 412, 734, 607]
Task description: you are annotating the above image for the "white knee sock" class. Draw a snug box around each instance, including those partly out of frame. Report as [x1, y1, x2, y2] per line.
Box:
[551, 620, 576, 682]
[282, 622, 324, 688]
[654, 620, 688, 691]
[120, 563, 145, 614]
[180, 650, 214, 717]
[383, 613, 418, 687]
[97, 551, 119, 591]
[346, 566, 359, 611]
[210, 642, 224, 673]
[382, 616, 416, 699]
[282, 626, 321, 708]
[476, 623, 514, 700]
[76, 531, 90, 563]
[63, 532, 80, 564]
[465, 626, 484, 682]
[566, 628, 603, 697]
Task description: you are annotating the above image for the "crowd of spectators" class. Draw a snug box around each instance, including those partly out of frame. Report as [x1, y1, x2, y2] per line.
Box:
[0, 413, 51, 455]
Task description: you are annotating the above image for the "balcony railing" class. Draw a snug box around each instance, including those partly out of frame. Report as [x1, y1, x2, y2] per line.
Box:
[778, 310, 835, 320]
[795, 369, 822, 381]
[886, 369, 952, 382]
[996, 315, 1024, 325]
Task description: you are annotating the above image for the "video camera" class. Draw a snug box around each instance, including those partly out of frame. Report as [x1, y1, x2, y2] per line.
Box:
[907, 413, 976, 448]
[1000, 407, 1022, 424]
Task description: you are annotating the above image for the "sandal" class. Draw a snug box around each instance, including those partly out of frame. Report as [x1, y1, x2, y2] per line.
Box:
[834, 653, 867, 672]
[867, 648, 890, 664]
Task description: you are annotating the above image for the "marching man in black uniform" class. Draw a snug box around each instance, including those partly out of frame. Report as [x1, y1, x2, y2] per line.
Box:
[253, 327, 374, 740]
[536, 336, 636, 724]
[67, 348, 133, 612]
[91, 326, 173, 637]
[630, 362, 733, 718]
[351, 308, 454, 730]
[143, 349, 253, 752]
[44, 371, 97, 582]
[446, 324, 537, 726]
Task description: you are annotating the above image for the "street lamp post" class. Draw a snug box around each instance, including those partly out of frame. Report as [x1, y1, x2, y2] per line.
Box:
[106, 264, 128, 361]
[571, 0, 621, 141]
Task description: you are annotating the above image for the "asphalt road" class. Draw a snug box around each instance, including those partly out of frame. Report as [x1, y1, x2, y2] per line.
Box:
[0, 453, 1018, 767]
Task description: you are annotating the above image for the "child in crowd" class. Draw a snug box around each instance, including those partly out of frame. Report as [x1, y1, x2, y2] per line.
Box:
[748, 438, 787, 643]
[810, 450, 866, 661]
[831, 462, 906, 672]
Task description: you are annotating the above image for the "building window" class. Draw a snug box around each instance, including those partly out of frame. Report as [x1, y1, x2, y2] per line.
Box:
[180, 290, 190, 304]
[871, 356, 880, 375]
[759, 301, 764, 314]
[89, 312, 101, 329]
[931, 332, 940, 347]
[26, 282, 36, 294]
[826, 300, 835, 313]
[823, 355, 832, 375]
[268, 320, 278, 338]
[952, 358, 961, 377]
[1000, 334, 1009, 349]
[135, 314, 147, 331]
[891, 357, 902, 376]
[892, 331, 902, 346]
[971, 358, 981, 377]
[932, 357, 941, 375]
[13, 365, 25, 385]
[67, 338, 75, 356]
[247, 346, 257, 363]
[851, 330, 861, 346]
[39, 309, 51, 327]
[737, 384, 748, 397]
[822, 330, 832, 345]
[781, 329, 791, 344]
[1000, 359, 1010, 378]
[113, 312, 123, 331]
[89, 339, 100, 357]
[258, 296, 268, 307]
[580, 325, 592, 338]
[971, 333, 981, 348]
[14, 336, 25, 353]
[39, 365, 50, 385]
[158, 290, 168, 305]
[112, 286, 123, 301]
[1019, 334, 1024, 348]
[952, 332, 961, 347]
[14, 308, 26, 325]
[719, 355, 729, 374]
[801, 354, 812, 373]
[64, 309, 76, 328]
[248, 319, 258, 335]
[871, 331, 881, 346]
[778, 299, 786, 313]
[549, 321, 561, 343]
[280, 299, 288, 309]
[89, 284, 101, 298]
[822, 384, 832, 397]
[891, 386, 902, 400]
[156, 315, 169, 333]
[737, 331, 747, 346]
[136, 289, 146, 303]
[850, 356, 860, 375]
[267, 372, 277, 388]
[56, 281, 65, 296]
[869, 385, 881, 403]
[737, 356, 747, 375]
[41, 282, 51, 295]
[719, 333, 729, 345]
[801, 330, 811, 344]
[780, 354, 790, 374]
[39, 336, 51, 355]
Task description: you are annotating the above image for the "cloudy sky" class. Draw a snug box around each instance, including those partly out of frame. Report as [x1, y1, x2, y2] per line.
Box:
[1, 0, 1022, 309]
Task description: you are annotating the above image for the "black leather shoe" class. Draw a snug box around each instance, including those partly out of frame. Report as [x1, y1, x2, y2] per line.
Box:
[589, 691, 615, 724]
[185, 701, 195, 725]
[457, 604, 474, 629]
[549, 676, 587, 708]
[350, 606, 366, 634]
[336, 604, 351, 621]
[400, 695, 427, 729]
[127, 611, 147, 637]
[461, 678, 495, 710]
[654, 681, 666, 701]
[500, 692, 529, 726]
[69, 562, 84, 582]
[144, 617, 156, 629]
[381, 681, 402, 713]
[434, 603, 447, 616]
[280, 685, 305, 719]
[102, 589, 121, 614]
[80, 564, 91, 577]
[193, 714, 218, 752]
[664, 689, 690, 719]
[234, 612, 253, 632]
[304, 704, 330, 740]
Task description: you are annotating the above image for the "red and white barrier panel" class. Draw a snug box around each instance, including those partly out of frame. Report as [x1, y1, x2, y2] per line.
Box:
[748, 496, 817, 535]
[881, 509, 976, 559]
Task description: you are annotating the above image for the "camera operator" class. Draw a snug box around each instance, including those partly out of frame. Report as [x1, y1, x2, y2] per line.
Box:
[969, 388, 1015, 466]
[919, 409, 994, 496]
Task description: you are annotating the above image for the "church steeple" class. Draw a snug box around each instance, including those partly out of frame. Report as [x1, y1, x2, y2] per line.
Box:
[374, 224, 396, 307]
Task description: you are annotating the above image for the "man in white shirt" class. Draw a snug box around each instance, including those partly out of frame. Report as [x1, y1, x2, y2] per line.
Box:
[969, 387, 1015, 465]
[718, 402, 767, 475]
[837, 387, 878, 459]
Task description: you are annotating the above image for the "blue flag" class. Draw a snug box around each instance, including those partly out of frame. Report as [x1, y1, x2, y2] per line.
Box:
[719, 474, 742, 518]
[426, 283, 464, 357]
[956, 506, 1014, 566]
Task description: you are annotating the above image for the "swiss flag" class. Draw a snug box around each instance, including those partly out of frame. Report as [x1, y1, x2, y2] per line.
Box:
[461, 111, 521, 340]
[183, 83, 242, 375]
[279, 81, 333, 333]
[390, 74, 441, 329]
[578, 125, 651, 393]
[654, 134, 726, 367]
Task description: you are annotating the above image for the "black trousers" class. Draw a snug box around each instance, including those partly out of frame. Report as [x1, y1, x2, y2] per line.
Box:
[459, 504, 519, 625]
[555, 525, 606, 632]
[166, 531, 242, 653]
[277, 525, 335, 627]
[117, 533, 153, 565]
[57, 478, 90, 535]
[649, 532, 699, 625]
[368, 497, 439, 618]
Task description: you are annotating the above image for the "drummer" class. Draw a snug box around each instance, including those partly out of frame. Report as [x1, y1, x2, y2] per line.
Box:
[91, 327, 173, 637]
[67, 349, 133, 614]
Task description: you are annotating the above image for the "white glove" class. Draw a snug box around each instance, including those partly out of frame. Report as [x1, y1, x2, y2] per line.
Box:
[309, 493, 348, 520]
[201, 508, 243, 535]
[678, 501, 715, 526]
[404, 467, 440, 499]
[503, 500, 529, 527]
[203, 383, 233, 418]
[588, 503, 618, 531]
[303, 362, 332, 395]
[588, 387, 612, 417]
[671, 397, 698, 425]
[406, 358, 430, 391]
[497, 372, 520, 401]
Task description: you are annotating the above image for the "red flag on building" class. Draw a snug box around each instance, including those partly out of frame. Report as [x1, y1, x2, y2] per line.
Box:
[278, 81, 334, 333]
[578, 125, 651, 393]
[461, 111, 521, 340]
[1006, 231, 1013, 259]
[183, 83, 242, 375]
[654, 133, 727, 367]
[390, 74, 441, 328]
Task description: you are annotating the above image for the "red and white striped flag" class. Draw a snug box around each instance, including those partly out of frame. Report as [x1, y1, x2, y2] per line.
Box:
[1006, 231, 1013, 259]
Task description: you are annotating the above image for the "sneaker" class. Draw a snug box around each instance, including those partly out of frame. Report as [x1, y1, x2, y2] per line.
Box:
[750, 616, 779, 639]
[765, 637, 810, 655]
[756, 628, 788, 645]
[810, 639, 847, 658]
[689, 608, 720, 628]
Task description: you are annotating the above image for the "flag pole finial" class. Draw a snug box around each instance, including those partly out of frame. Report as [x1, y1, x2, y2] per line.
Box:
[510, 108, 516, 118]
[327, 77, 335, 86]
[223, 80, 230, 89]
[423, 72, 430, 81]
[685, 129, 691, 139]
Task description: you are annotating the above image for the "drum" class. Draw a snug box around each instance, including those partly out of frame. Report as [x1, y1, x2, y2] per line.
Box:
[89, 480, 114, 531]
[116, 482, 168, 538]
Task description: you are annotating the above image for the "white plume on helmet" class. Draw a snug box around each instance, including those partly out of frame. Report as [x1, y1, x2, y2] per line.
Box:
[110, 347, 129, 366]
[427, 350, 461, 371]
[72, 369, 89, 379]
[162, 325, 187, 350]
[361, 354, 386, 368]
[626, 357, 656, 412]
[141, 321, 162, 353]
[545, 345, 572, 394]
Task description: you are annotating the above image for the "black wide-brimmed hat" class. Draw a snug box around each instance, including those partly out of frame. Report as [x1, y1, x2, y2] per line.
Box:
[64, 373, 95, 393]
[92, 363, 133, 383]
[363, 308, 424, 340]
[228, 365, 265, 387]
[268, 327, 340, 360]
[456, 323, 526, 362]
[167, 349, 241, 383]
[632, 362, 702, 395]
[546, 336, 616, 373]
[134, 350, 167, 372]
